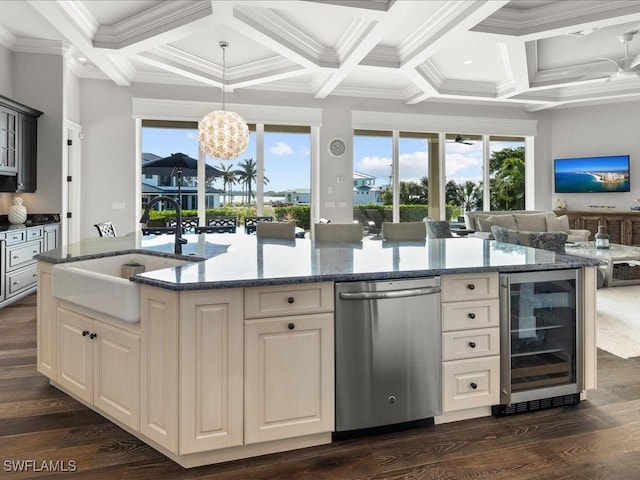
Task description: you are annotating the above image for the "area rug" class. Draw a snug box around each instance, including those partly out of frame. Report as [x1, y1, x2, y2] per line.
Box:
[596, 285, 640, 359]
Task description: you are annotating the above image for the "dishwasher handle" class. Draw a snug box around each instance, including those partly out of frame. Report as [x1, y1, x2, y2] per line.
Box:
[339, 286, 440, 300]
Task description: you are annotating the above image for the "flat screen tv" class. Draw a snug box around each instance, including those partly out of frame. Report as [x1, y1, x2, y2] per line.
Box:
[554, 155, 630, 193]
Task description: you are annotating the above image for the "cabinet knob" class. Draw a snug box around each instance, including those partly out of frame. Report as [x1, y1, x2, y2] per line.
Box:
[468, 312, 476, 319]
[288, 322, 295, 330]
[82, 330, 89, 337]
[12, 255, 18, 259]
[470, 382, 478, 390]
[287, 297, 295, 304]
[467, 284, 475, 290]
[469, 342, 476, 348]
[12, 281, 20, 285]
[90, 333, 97, 339]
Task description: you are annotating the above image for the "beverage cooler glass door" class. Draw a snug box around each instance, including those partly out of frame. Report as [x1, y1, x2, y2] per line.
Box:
[499, 269, 583, 405]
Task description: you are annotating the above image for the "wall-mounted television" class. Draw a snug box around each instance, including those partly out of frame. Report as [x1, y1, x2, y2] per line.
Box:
[554, 155, 630, 193]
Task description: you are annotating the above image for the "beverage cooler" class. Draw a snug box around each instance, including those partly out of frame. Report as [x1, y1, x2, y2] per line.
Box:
[496, 269, 582, 414]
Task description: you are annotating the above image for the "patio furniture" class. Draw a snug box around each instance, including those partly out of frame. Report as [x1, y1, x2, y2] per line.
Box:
[245, 216, 273, 234]
[168, 216, 198, 233]
[94, 221, 117, 237]
[365, 209, 385, 233]
[198, 216, 238, 233]
[142, 227, 176, 235]
[353, 209, 378, 235]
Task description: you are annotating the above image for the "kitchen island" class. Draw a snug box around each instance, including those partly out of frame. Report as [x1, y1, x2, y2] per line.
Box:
[36, 233, 600, 468]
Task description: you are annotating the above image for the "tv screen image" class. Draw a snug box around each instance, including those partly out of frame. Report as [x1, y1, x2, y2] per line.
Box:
[554, 155, 630, 193]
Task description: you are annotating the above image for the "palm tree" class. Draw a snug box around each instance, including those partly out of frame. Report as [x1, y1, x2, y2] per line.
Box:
[217, 162, 236, 205]
[460, 180, 481, 211]
[234, 158, 269, 205]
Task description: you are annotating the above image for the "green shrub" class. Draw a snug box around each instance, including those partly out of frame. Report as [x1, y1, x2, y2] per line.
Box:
[273, 205, 310, 230]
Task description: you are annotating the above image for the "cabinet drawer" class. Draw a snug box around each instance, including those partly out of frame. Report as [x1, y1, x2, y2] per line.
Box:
[441, 273, 498, 302]
[27, 226, 43, 241]
[5, 230, 25, 245]
[7, 263, 38, 296]
[442, 327, 500, 361]
[7, 240, 41, 270]
[244, 283, 334, 319]
[442, 299, 499, 331]
[443, 356, 500, 412]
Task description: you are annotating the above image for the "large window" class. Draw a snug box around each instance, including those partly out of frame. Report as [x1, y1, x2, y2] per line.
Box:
[141, 121, 312, 229]
[444, 133, 483, 222]
[489, 136, 526, 211]
[263, 126, 311, 210]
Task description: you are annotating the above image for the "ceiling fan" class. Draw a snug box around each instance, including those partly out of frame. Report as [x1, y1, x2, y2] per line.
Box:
[447, 135, 474, 145]
[596, 30, 640, 81]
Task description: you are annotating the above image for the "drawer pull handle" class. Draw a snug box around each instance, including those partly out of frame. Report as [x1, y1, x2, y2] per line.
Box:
[467, 284, 475, 290]
[287, 297, 295, 304]
[470, 382, 478, 390]
[12, 281, 20, 285]
[32, 250, 38, 254]
[90, 333, 97, 339]
[468, 312, 476, 319]
[288, 322, 295, 330]
[469, 341, 476, 348]
[12, 255, 18, 259]
[82, 330, 89, 337]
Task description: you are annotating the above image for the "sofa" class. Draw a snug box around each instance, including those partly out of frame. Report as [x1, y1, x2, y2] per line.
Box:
[464, 210, 591, 243]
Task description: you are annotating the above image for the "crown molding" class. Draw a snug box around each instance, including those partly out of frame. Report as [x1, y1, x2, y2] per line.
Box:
[93, 1, 213, 50]
[57, 0, 100, 41]
[11, 38, 69, 56]
[233, 4, 338, 68]
[131, 97, 323, 126]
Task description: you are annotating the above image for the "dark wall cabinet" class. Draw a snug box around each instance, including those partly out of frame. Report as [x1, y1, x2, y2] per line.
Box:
[0, 95, 42, 193]
[561, 210, 640, 246]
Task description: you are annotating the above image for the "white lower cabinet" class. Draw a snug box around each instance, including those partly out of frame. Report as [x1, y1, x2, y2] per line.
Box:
[244, 313, 334, 444]
[179, 290, 244, 454]
[441, 273, 500, 413]
[57, 307, 140, 429]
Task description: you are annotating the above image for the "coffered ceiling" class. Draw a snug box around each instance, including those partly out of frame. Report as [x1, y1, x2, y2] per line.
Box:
[3, 0, 640, 111]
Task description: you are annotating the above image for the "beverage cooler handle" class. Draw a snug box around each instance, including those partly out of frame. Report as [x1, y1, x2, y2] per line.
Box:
[500, 275, 512, 401]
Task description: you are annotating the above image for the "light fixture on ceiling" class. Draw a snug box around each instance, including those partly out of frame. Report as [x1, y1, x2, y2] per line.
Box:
[198, 41, 249, 161]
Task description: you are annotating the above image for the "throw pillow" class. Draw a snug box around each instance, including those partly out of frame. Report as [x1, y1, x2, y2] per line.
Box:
[545, 214, 571, 234]
[477, 214, 517, 232]
[514, 213, 547, 232]
[491, 226, 567, 253]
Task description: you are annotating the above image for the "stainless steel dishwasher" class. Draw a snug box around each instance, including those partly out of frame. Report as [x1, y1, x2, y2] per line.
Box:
[335, 277, 442, 434]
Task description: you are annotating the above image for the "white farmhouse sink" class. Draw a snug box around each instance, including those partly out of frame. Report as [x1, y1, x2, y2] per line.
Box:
[52, 253, 193, 323]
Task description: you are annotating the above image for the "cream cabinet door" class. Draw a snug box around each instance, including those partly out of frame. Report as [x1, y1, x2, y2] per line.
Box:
[37, 262, 57, 380]
[92, 322, 140, 430]
[57, 308, 93, 403]
[244, 313, 334, 444]
[179, 289, 244, 454]
[140, 286, 179, 453]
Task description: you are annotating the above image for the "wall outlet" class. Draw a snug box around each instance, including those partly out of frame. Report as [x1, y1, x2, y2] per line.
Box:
[325, 201, 335, 208]
[336, 176, 344, 184]
[327, 186, 333, 194]
[112, 202, 126, 209]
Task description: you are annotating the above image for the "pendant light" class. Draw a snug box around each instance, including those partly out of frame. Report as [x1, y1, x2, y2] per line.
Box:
[198, 41, 250, 160]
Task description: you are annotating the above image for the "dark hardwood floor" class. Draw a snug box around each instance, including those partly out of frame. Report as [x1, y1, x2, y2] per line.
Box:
[1, 294, 640, 479]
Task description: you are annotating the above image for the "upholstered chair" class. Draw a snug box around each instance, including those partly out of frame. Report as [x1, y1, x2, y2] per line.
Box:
[314, 223, 363, 242]
[256, 221, 296, 239]
[491, 226, 567, 253]
[381, 222, 427, 241]
[425, 220, 453, 239]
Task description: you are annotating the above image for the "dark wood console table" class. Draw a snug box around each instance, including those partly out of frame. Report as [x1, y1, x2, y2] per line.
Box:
[558, 210, 640, 246]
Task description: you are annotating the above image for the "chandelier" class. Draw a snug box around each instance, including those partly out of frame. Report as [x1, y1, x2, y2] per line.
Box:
[199, 41, 249, 160]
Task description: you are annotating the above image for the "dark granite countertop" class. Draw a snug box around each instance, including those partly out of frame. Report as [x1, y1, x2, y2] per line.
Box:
[0, 213, 60, 232]
[35, 233, 602, 291]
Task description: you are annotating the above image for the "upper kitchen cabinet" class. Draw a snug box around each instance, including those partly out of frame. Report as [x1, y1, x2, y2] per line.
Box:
[0, 95, 43, 193]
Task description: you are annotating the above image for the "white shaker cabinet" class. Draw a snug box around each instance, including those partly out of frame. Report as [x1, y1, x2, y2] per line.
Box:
[57, 306, 140, 430]
[441, 273, 500, 413]
[244, 283, 334, 444]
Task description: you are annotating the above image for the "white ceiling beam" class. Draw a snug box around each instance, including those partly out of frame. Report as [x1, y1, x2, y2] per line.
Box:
[230, 3, 335, 69]
[474, 0, 640, 41]
[398, 0, 510, 70]
[92, 1, 214, 54]
[313, 0, 418, 98]
[496, 40, 529, 98]
[26, 0, 134, 86]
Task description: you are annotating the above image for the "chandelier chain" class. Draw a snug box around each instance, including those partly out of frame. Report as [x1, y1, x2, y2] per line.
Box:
[221, 42, 226, 111]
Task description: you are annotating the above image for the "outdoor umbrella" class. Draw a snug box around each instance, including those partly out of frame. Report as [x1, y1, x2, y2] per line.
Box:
[141, 152, 225, 206]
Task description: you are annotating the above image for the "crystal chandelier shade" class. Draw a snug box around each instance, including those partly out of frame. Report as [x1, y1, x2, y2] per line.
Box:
[198, 41, 249, 160]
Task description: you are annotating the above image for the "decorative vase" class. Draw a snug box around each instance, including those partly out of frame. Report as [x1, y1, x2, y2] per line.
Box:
[595, 225, 610, 249]
[8, 197, 27, 224]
